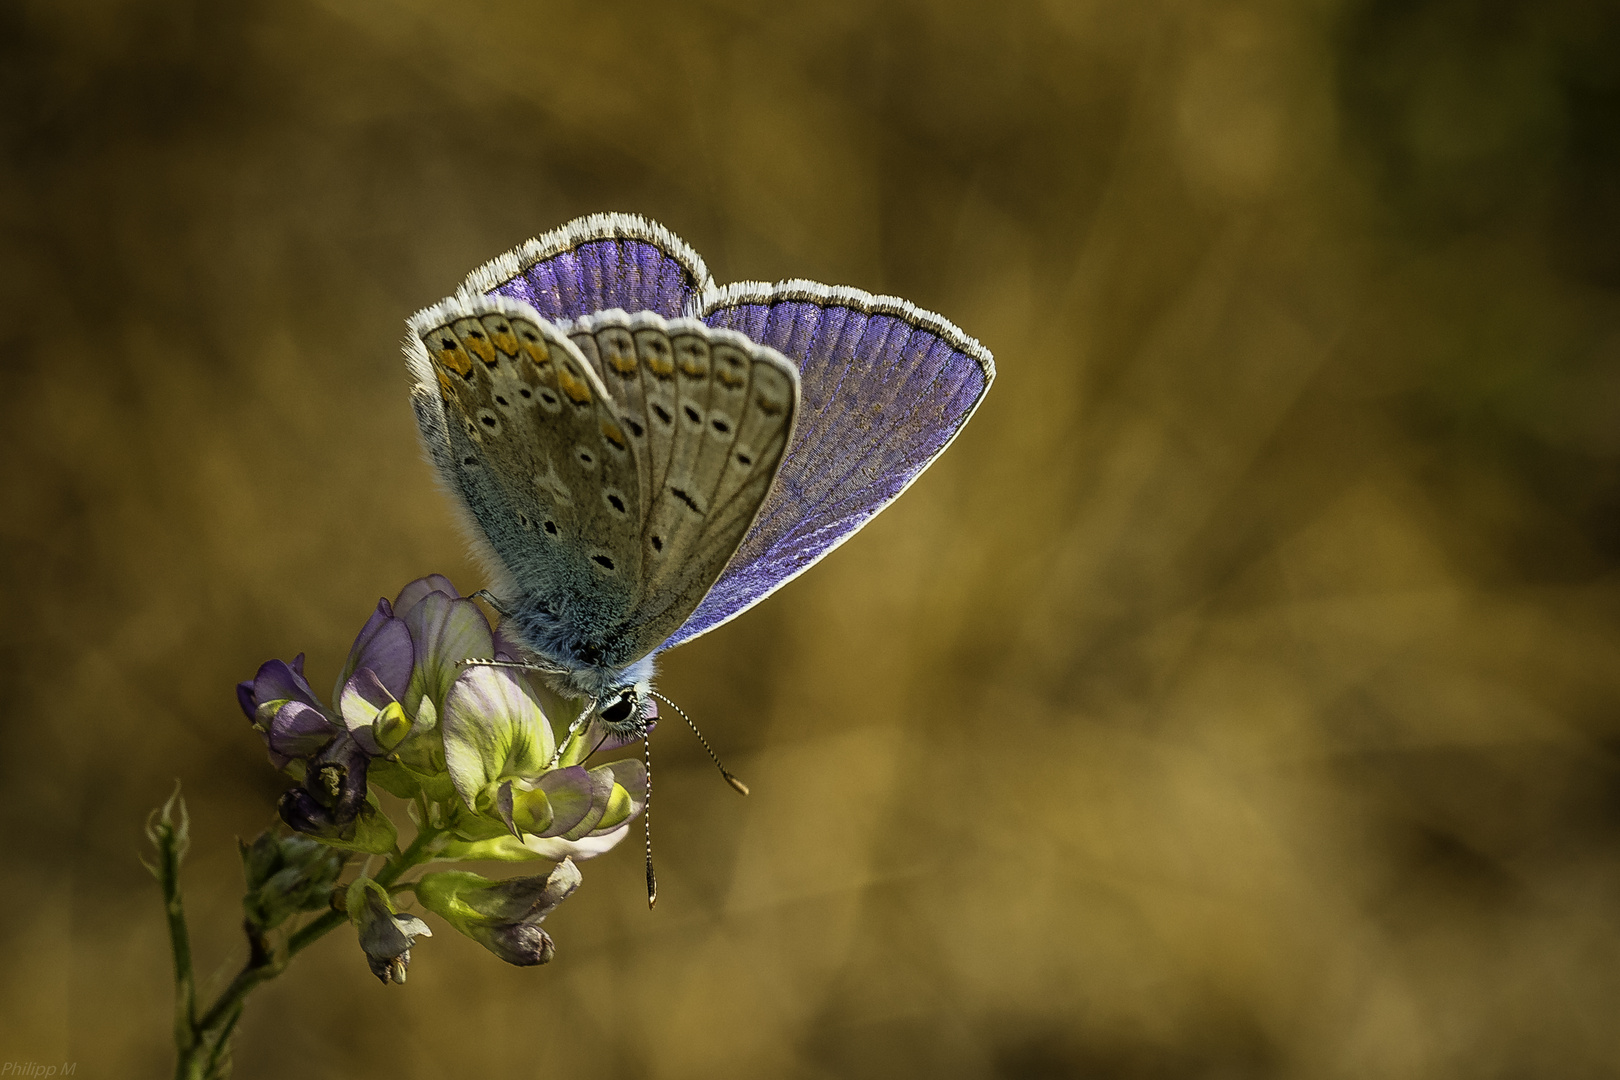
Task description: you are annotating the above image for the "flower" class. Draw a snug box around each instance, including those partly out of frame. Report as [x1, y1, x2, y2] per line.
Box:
[275, 733, 397, 854]
[435, 663, 648, 862]
[236, 654, 326, 771]
[414, 859, 581, 966]
[239, 575, 647, 861]
[348, 878, 432, 985]
[236, 574, 655, 979]
[366, 578, 510, 803]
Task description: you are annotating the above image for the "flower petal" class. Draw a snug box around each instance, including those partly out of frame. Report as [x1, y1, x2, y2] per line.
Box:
[394, 574, 461, 619]
[490, 625, 528, 664]
[536, 767, 595, 837]
[588, 758, 646, 836]
[266, 700, 337, 758]
[493, 780, 519, 837]
[520, 825, 632, 861]
[338, 668, 403, 754]
[559, 764, 618, 840]
[404, 592, 494, 716]
[351, 878, 431, 984]
[414, 861, 580, 967]
[441, 666, 556, 810]
[336, 603, 414, 704]
[279, 788, 398, 854]
[249, 657, 321, 712]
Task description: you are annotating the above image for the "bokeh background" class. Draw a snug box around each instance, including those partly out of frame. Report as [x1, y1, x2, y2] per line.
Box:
[5, 0, 1620, 1076]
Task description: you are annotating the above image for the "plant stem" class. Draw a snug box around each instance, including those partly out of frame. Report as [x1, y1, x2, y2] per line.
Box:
[151, 793, 197, 1074]
[167, 827, 442, 1080]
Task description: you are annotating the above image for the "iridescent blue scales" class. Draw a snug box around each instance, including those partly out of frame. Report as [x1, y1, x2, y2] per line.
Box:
[405, 213, 994, 726]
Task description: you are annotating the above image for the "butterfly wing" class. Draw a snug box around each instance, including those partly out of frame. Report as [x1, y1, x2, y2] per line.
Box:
[565, 309, 800, 662]
[407, 292, 799, 673]
[462, 212, 713, 322]
[661, 280, 995, 649]
[407, 293, 647, 639]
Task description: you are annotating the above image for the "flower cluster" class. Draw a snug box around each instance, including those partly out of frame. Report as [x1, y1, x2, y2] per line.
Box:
[235, 575, 647, 981]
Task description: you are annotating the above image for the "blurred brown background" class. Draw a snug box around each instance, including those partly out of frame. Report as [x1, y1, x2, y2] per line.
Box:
[4, 0, 1620, 1076]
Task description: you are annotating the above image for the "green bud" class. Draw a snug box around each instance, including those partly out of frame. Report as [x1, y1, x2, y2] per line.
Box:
[373, 700, 412, 752]
[239, 829, 346, 931]
[414, 859, 580, 966]
[511, 784, 553, 835]
[594, 781, 634, 833]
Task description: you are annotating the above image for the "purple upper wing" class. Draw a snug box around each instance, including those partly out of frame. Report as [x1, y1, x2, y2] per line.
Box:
[464, 213, 713, 321]
[661, 280, 995, 649]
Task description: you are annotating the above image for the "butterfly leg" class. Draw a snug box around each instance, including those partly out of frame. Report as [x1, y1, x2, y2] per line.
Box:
[470, 588, 513, 616]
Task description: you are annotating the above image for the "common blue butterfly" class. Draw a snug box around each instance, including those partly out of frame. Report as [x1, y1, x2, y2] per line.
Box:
[405, 213, 994, 739]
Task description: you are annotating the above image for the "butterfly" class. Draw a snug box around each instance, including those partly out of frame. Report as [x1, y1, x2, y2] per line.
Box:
[404, 213, 994, 739]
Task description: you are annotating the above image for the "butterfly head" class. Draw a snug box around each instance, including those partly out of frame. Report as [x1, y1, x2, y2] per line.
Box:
[593, 684, 651, 740]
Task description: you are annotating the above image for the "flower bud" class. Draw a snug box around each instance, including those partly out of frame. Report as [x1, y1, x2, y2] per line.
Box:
[348, 878, 431, 985]
[239, 829, 346, 932]
[414, 859, 581, 966]
[372, 700, 413, 753]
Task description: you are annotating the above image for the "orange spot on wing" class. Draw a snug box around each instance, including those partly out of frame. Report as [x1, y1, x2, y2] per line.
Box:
[642, 341, 675, 378]
[514, 322, 552, 369]
[460, 332, 497, 366]
[480, 316, 521, 357]
[427, 328, 474, 377]
[557, 365, 593, 406]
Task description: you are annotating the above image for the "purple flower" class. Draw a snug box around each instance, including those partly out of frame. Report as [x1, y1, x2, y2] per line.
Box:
[239, 575, 649, 870]
[237, 655, 328, 771]
[237, 593, 417, 769]
[275, 733, 396, 854]
[236, 597, 418, 853]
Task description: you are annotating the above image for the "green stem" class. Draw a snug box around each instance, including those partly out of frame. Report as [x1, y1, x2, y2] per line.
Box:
[153, 802, 197, 1076]
[168, 827, 443, 1080]
[378, 827, 441, 888]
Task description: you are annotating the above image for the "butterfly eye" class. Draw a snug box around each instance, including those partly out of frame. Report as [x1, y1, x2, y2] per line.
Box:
[600, 695, 635, 725]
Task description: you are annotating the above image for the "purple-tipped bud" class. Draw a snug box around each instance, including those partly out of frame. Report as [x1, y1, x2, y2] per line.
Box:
[414, 859, 582, 966]
[348, 878, 431, 985]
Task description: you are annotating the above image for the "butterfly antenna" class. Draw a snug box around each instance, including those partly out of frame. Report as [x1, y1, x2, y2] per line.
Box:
[461, 658, 545, 672]
[648, 691, 750, 796]
[644, 732, 656, 909]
